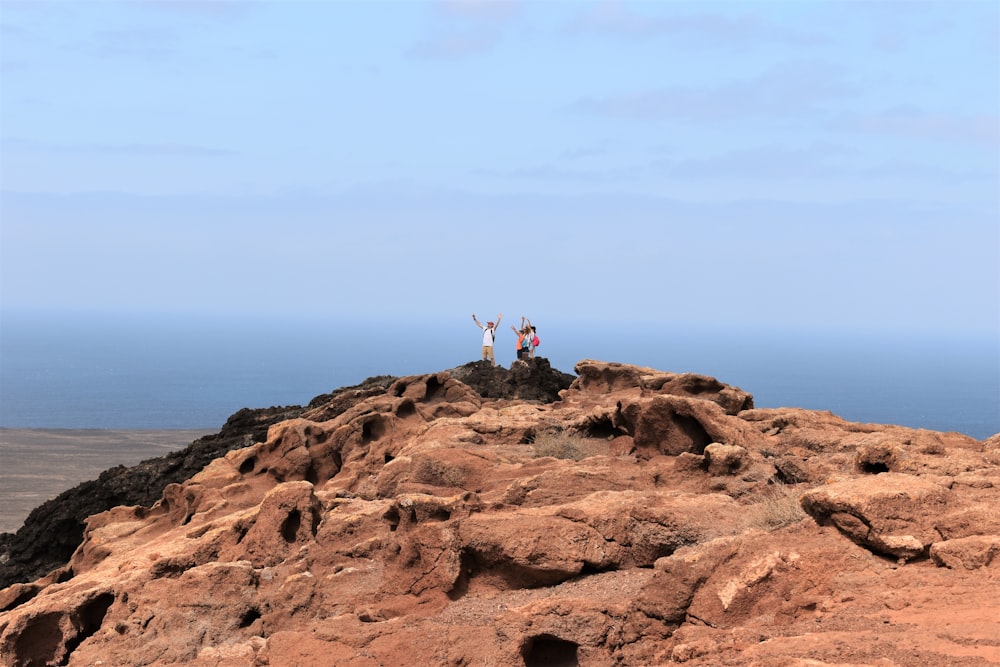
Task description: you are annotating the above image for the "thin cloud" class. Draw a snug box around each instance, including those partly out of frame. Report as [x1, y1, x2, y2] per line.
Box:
[408, 28, 503, 60]
[75, 2, 257, 61]
[831, 107, 1000, 148]
[409, 0, 521, 60]
[477, 142, 990, 189]
[478, 162, 609, 183]
[0, 20, 28, 38]
[559, 141, 615, 160]
[135, 0, 255, 21]
[570, 61, 858, 122]
[0, 58, 30, 75]
[435, 0, 523, 22]
[86, 26, 179, 60]
[650, 144, 991, 184]
[89, 142, 238, 157]
[566, 1, 824, 48]
[659, 144, 850, 180]
[3, 138, 236, 157]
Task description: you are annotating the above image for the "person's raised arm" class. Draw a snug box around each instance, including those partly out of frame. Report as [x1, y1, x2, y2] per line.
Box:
[472, 314, 482, 328]
[495, 313, 503, 328]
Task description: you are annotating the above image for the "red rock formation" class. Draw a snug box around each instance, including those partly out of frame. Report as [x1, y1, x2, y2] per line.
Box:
[1, 361, 997, 666]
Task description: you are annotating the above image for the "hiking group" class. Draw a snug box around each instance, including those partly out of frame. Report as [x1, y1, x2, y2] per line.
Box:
[472, 313, 540, 367]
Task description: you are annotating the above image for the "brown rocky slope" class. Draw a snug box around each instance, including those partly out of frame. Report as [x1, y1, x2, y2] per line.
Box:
[0, 359, 997, 666]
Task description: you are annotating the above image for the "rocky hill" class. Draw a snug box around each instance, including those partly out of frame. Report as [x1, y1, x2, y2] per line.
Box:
[0, 359, 997, 666]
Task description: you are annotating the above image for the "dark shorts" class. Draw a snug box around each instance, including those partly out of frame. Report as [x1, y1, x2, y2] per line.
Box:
[517, 348, 528, 360]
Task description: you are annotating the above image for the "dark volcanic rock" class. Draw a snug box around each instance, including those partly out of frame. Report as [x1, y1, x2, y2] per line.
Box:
[447, 357, 575, 402]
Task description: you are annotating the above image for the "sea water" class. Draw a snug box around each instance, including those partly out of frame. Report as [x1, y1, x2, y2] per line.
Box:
[1, 311, 997, 439]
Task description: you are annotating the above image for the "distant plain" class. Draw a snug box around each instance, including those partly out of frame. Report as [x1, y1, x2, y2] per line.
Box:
[0, 429, 210, 534]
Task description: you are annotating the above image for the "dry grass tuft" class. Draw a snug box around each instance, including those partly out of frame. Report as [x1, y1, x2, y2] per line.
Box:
[742, 483, 808, 531]
[531, 432, 606, 461]
[414, 458, 465, 487]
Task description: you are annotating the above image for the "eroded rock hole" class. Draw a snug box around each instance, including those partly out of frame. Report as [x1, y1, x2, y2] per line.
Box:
[458, 549, 572, 590]
[860, 461, 890, 474]
[239, 607, 261, 628]
[361, 416, 387, 443]
[521, 634, 580, 667]
[584, 416, 625, 439]
[424, 376, 444, 402]
[149, 557, 195, 580]
[305, 463, 319, 485]
[305, 426, 330, 446]
[676, 414, 712, 455]
[280, 509, 302, 543]
[447, 549, 476, 601]
[579, 562, 616, 576]
[1, 585, 40, 612]
[239, 457, 256, 475]
[428, 508, 451, 522]
[63, 592, 115, 659]
[396, 399, 416, 418]
[685, 377, 724, 396]
[12, 611, 63, 667]
[384, 506, 401, 532]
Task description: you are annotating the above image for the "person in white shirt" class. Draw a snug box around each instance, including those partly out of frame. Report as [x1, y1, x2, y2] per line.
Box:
[472, 313, 502, 366]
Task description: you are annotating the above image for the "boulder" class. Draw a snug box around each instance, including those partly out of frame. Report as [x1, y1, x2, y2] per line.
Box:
[799, 473, 951, 559]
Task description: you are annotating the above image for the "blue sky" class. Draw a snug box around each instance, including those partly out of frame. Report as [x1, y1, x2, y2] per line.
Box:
[1, 0, 997, 337]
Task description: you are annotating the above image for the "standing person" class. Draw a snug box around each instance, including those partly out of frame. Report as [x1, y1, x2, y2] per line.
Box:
[472, 313, 502, 366]
[511, 323, 530, 363]
[510, 317, 535, 363]
[522, 317, 538, 359]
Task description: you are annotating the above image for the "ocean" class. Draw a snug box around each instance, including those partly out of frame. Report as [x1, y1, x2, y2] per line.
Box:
[1, 311, 997, 440]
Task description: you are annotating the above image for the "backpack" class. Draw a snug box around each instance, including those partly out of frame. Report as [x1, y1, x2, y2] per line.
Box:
[532, 334, 540, 347]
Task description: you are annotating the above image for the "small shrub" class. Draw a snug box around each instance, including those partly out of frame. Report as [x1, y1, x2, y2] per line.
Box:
[919, 441, 946, 456]
[414, 458, 464, 487]
[531, 432, 605, 461]
[742, 484, 807, 531]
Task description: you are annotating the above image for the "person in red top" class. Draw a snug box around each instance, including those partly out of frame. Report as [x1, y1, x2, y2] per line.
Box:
[472, 313, 502, 366]
[522, 316, 537, 359]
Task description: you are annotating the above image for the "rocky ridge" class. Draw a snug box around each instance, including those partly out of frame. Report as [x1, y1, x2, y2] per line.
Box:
[0, 359, 997, 666]
[0, 360, 572, 589]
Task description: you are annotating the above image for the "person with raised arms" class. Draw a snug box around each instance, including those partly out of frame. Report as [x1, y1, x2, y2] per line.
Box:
[472, 313, 502, 366]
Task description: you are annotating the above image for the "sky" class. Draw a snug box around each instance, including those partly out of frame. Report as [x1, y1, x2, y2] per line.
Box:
[1, 0, 998, 338]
